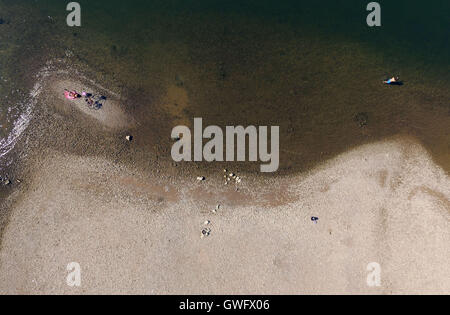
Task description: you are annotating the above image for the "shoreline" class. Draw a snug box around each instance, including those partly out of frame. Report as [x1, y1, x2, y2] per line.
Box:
[1, 59, 449, 210]
[1, 129, 449, 293]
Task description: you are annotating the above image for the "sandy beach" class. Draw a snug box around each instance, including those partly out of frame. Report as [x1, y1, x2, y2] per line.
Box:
[50, 79, 132, 130]
[0, 92, 448, 294]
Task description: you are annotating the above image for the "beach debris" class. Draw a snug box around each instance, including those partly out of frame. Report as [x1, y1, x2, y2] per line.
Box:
[212, 204, 220, 213]
[197, 176, 206, 181]
[1, 178, 11, 186]
[1, 175, 11, 186]
[201, 228, 211, 238]
[204, 220, 211, 226]
[126, 135, 133, 142]
[222, 169, 243, 186]
[65, 49, 74, 58]
[354, 112, 369, 128]
[311, 217, 319, 223]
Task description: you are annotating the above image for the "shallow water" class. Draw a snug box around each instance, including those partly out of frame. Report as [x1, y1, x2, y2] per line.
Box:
[0, 0, 449, 174]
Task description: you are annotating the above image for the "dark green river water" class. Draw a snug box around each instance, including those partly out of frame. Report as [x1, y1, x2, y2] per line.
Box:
[0, 0, 449, 173]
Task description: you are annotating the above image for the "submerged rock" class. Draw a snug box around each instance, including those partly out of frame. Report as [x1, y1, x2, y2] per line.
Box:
[175, 74, 184, 87]
[1, 175, 12, 186]
[354, 112, 369, 128]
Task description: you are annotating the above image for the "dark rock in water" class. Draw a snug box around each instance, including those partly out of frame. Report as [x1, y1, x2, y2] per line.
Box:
[175, 74, 184, 87]
[218, 62, 227, 80]
[0, 175, 11, 186]
[110, 45, 127, 57]
[354, 112, 369, 128]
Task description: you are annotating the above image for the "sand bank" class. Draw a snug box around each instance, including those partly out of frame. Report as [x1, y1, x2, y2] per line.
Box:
[0, 136, 448, 294]
[48, 78, 132, 130]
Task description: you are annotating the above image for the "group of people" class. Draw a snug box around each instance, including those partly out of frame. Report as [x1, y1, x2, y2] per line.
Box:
[64, 89, 106, 110]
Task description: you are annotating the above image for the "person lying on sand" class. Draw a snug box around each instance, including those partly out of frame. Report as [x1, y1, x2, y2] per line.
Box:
[383, 76, 400, 85]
